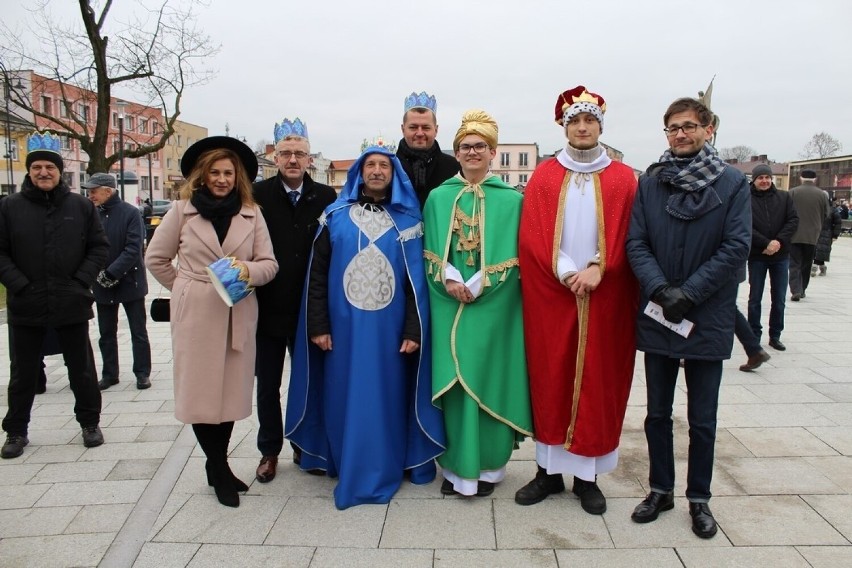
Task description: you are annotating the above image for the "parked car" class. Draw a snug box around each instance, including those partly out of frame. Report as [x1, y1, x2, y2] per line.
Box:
[151, 199, 172, 216]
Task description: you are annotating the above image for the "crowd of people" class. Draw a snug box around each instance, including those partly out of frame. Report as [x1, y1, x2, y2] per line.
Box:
[0, 87, 842, 539]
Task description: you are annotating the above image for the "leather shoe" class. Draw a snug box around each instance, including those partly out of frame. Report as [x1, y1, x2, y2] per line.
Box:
[256, 456, 278, 483]
[790, 294, 801, 302]
[136, 376, 151, 390]
[1, 434, 29, 459]
[98, 378, 119, 390]
[476, 481, 495, 497]
[739, 349, 771, 372]
[291, 446, 325, 476]
[81, 425, 104, 448]
[515, 466, 565, 505]
[768, 338, 786, 351]
[440, 478, 457, 496]
[631, 491, 674, 523]
[689, 502, 718, 538]
[572, 476, 606, 515]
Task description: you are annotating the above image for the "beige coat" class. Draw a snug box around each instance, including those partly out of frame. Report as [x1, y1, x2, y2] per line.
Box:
[145, 199, 278, 424]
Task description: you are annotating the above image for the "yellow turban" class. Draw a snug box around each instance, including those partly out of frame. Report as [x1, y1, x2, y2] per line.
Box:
[453, 109, 498, 151]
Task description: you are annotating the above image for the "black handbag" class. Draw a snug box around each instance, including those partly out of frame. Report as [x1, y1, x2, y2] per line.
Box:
[150, 298, 170, 322]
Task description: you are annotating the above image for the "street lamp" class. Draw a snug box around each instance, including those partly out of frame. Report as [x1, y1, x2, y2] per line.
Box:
[116, 100, 128, 201]
[4, 76, 24, 193]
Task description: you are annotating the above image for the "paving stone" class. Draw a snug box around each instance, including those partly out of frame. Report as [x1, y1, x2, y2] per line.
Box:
[728, 427, 840, 457]
[380, 497, 495, 549]
[711, 495, 847, 546]
[0, 483, 50, 510]
[23, 444, 86, 464]
[108, 412, 182, 427]
[717, 403, 835, 428]
[102, 400, 166, 414]
[0, 532, 114, 567]
[187, 543, 314, 567]
[147, 492, 192, 540]
[679, 545, 813, 567]
[721, 457, 843, 494]
[32, 460, 117, 483]
[132, 542, 200, 568]
[803, 456, 852, 493]
[155, 495, 285, 544]
[809, 403, 852, 426]
[802, 494, 852, 541]
[0, 506, 79, 537]
[136, 424, 182, 442]
[36, 479, 149, 507]
[65, 503, 134, 534]
[266, 496, 385, 548]
[0, 463, 42, 485]
[77, 441, 173, 461]
[436, 549, 557, 567]
[494, 498, 612, 549]
[313, 548, 433, 568]
[107, 458, 163, 481]
[795, 545, 852, 567]
[744, 384, 833, 404]
[554, 548, 684, 567]
[806, 426, 852, 456]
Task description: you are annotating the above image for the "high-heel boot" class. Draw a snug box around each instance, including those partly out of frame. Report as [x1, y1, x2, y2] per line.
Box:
[219, 421, 249, 492]
[193, 423, 239, 507]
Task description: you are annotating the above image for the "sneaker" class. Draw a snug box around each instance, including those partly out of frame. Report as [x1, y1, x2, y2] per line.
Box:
[819, 265, 827, 276]
[81, 425, 104, 448]
[1, 434, 29, 459]
[811, 266, 818, 277]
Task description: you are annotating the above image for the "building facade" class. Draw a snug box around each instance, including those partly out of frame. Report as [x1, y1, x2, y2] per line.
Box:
[788, 155, 852, 201]
[162, 120, 208, 199]
[491, 143, 538, 190]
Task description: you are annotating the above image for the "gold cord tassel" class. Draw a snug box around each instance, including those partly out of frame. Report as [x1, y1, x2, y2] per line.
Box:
[466, 252, 475, 266]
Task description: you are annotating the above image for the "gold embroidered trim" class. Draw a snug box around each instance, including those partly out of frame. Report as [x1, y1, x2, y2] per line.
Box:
[483, 258, 519, 273]
[593, 173, 607, 278]
[565, 294, 590, 448]
[551, 172, 572, 277]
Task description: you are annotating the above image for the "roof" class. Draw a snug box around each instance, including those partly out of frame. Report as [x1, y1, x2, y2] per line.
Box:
[329, 159, 356, 170]
[726, 159, 788, 176]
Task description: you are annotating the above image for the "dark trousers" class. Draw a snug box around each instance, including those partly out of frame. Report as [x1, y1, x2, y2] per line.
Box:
[3, 323, 102, 435]
[255, 332, 295, 457]
[747, 257, 788, 341]
[96, 299, 152, 381]
[643, 353, 723, 503]
[734, 307, 761, 357]
[789, 243, 816, 296]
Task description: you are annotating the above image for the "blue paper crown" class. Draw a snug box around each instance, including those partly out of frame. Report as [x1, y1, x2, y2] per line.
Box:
[273, 118, 309, 144]
[27, 131, 62, 154]
[403, 91, 437, 113]
[360, 135, 396, 155]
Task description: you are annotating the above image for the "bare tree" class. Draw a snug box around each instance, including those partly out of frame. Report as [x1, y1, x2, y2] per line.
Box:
[254, 139, 273, 154]
[0, 0, 218, 174]
[718, 145, 756, 163]
[800, 132, 843, 159]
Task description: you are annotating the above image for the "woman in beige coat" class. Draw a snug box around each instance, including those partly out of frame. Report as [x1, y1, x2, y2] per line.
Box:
[146, 136, 278, 507]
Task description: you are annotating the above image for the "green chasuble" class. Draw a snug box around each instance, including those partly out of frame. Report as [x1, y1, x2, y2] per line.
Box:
[423, 174, 532, 480]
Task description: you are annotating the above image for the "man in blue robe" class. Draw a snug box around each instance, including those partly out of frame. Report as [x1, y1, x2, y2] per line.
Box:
[285, 145, 445, 509]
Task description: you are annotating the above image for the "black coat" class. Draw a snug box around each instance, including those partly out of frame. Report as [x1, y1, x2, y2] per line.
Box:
[748, 184, 798, 261]
[815, 209, 842, 263]
[252, 173, 337, 339]
[396, 142, 460, 209]
[93, 192, 148, 304]
[0, 177, 109, 326]
[627, 166, 751, 360]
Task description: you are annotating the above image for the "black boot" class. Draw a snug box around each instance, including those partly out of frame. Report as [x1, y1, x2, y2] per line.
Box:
[193, 423, 239, 507]
[514, 465, 565, 505]
[572, 476, 606, 514]
[218, 421, 249, 492]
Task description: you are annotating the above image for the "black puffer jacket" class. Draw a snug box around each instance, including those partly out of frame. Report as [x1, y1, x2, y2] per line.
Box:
[0, 177, 109, 326]
[815, 209, 842, 263]
[748, 184, 798, 261]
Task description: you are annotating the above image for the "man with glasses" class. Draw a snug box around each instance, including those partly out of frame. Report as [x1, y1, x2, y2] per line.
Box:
[251, 120, 336, 483]
[626, 98, 750, 538]
[516, 86, 638, 515]
[396, 91, 459, 209]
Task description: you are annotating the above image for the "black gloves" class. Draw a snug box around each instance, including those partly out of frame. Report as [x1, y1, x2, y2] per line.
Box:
[653, 286, 693, 324]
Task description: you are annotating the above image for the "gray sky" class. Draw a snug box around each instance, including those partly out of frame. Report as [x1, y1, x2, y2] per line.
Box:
[6, 0, 852, 170]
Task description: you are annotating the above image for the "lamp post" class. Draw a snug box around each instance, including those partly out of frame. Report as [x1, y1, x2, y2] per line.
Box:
[116, 100, 128, 201]
[4, 76, 24, 193]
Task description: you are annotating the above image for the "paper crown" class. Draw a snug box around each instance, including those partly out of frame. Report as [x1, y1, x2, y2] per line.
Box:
[360, 135, 396, 155]
[273, 118, 309, 144]
[554, 86, 606, 125]
[206, 256, 255, 307]
[404, 91, 437, 113]
[27, 131, 62, 154]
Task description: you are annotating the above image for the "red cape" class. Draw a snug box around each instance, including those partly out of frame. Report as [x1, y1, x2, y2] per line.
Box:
[519, 157, 638, 456]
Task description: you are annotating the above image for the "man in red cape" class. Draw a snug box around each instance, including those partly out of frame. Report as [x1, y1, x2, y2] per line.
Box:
[517, 86, 638, 514]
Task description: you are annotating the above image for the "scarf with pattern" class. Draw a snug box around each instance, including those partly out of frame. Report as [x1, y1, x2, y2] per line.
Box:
[650, 143, 726, 220]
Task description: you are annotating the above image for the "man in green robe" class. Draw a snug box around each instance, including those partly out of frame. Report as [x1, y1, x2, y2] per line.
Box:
[423, 110, 532, 497]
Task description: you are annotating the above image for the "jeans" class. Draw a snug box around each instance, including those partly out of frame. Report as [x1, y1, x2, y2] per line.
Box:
[789, 244, 815, 296]
[4, 323, 102, 435]
[747, 257, 789, 342]
[255, 332, 295, 457]
[734, 307, 761, 357]
[96, 299, 152, 381]
[643, 353, 723, 503]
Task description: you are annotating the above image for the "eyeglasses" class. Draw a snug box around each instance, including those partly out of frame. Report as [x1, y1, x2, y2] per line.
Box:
[663, 123, 706, 136]
[277, 151, 309, 160]
[458, 143, 489, 153]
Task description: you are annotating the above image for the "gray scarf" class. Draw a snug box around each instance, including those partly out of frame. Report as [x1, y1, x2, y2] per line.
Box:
[650, 143, 726, 220]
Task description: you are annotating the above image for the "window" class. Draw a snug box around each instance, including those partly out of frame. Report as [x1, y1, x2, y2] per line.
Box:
[113, 140, 120, 153]
[125, 116, 134, 130]
[62, 172, 74, 187]
[78, 104, 90, 123]
[41, 96, 51, 114]
[177, 135, 182, 146]
[152, 121, 159, 135]
[60, 101, 69, 118]
[139, 118, 148, 133]
[112, 113, 118, 128]
[154, 176, 160, 191]
[500, 152, 510, 167]
[519, 153, 529, 167]
[500, 173, 510, 183]
[60, 135, 71, 150]
[166, 158, 173, 169]
[142, 176, 149, 192]
[519, 174, 528, 184]
[6, 139, 18, 161]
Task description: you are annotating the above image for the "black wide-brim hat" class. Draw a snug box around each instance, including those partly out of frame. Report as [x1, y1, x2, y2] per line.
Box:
[181, 136, 258, 181]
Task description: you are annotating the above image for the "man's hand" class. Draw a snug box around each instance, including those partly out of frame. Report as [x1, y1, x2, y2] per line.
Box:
[445, 280, 474, 303]
[653, 286, 693, 324]
[567, 265, 602, 298]
[311, 334, 332, 351]
[400, 339, 420, 353]
[763, 239, 781, 255]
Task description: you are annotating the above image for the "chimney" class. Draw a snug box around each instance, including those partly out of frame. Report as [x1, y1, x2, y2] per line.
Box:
[749, 156, 759, 162]
[759, 154, 768, 162]
[266, 143, 275, 154]
[727, 158, 738, 164]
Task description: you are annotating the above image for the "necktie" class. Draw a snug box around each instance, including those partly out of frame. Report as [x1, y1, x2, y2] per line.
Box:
[288, 191, 299, 206]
